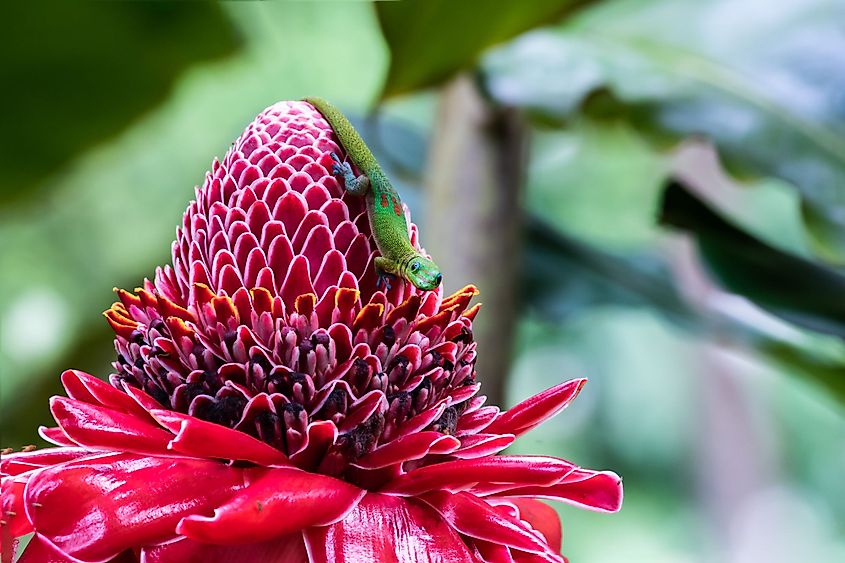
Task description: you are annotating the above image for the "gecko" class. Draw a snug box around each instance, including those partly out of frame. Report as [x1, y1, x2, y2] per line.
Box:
[305, 97, 442, 291]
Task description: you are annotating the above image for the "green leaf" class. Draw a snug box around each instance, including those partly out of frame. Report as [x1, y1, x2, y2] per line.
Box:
[523, 212, 845, 403]
[2, 2, 240, 204]
[375, 0, 593, 98]
[523, 216, 694, 322]
[525, 120, 668, 251]
[659, 178, 845, 338]
[481, 0, 845, 262]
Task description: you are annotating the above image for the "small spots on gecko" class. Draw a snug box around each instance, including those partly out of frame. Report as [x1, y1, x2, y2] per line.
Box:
[380, 193, 389, 208]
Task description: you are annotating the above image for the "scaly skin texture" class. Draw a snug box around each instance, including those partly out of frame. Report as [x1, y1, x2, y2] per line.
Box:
[305, 97, 442, 291]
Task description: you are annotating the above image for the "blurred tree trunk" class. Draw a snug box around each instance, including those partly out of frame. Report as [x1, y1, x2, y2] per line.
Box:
[423, 74, 527, 406]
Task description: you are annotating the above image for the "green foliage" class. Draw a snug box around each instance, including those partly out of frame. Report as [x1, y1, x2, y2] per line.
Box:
[660, 179, 845, 338]
[375, 0, 594, 98]
[1, 2, 240, 204]
[482, 0, 845, 262]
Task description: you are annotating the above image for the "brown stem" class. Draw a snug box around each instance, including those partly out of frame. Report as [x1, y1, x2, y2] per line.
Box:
[423, 74, 527, 406]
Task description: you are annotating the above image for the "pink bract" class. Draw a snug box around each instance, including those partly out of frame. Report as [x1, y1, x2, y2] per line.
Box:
[1, 101, 622, 562]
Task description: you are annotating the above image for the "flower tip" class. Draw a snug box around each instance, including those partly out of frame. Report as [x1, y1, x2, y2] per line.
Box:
[459, 284, 480, 296]
[584, 470, 624, 514]
[463, 302, 482, 320]
[607, 472, 624, 513]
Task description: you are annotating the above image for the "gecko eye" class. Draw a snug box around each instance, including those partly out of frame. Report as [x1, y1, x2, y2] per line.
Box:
[410, 262, 421, 273]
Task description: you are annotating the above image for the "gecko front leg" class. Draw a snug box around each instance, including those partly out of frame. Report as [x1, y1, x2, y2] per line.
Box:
[374, 256, 398, 291]
[331, 152, 370, 196]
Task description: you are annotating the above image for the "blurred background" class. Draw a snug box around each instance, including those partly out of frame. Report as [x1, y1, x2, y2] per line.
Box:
[2, 0, 844, 561]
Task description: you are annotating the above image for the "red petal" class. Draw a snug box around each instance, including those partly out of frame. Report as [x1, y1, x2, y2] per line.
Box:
[15, 534, 70, 563]
[303, 493, 476, 563]
[61, 370, 150, 419]
[381, 456, 576, 496]
[38, 425, 77, 447]
[50, 397, 173, 455]
[142, 534, 308, 563]
[473, 539, 515, 563]
[451, 433, 515, 459]
[281, 255, 315, 309]
[420, 491, 551, 557]
[494, 470, 623, 513]
[289, 421, 338, 469]
[2, 478, 32, 537]
[510, 499, 562, 554]
[177, 467, 364, 544]
[512, 552, 566, 563]
[121, 383, 167, 414]
[25, 453, 247, 562]
[485, 379, 586, 437]
[150, 409, 290, 466]
[1, 447, 93, 477]
[353, 432, 460, 470]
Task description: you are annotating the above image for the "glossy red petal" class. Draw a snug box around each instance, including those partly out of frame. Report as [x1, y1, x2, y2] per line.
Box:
[512, 552, 567, 563]
[121, 384, 167, 414]
[1, 447, 93, 477]
[352, 432, 461, 470]
[510, 499, 562, 554]
[50, 397, 173, 455]
[149, 409, 289, 466]
[474, 540, 515, 563]
[493, 470, 623, 513]
[381, 456, 576, 496]
[485, 379, 586, 437]
[141, 534, 308, 563]
[37, 425, 77, 447]
[289, 421, 338, 469]
[451, 433, 515, 459]
[14, 534, 71, 563]
[419, 491, 551, 557]
[2, 478, 32, 538]
[177, 467, 364, 544]
[303, 493, 476, 563]
[25, 453, 247, 562]
[61, 370, 150, 419]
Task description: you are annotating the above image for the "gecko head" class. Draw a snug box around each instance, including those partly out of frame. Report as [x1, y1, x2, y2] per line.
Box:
[405, 255, 443, 291]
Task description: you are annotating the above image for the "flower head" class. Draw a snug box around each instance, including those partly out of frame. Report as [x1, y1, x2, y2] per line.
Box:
[1, 101, 622, 562]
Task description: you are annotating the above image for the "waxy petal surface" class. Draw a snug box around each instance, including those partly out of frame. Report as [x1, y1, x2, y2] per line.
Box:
[510, 499, 562, 554]
[304, 493, 476, 563]
[142, 534, 308, 563]
[177, 467, 365, 544]
[420, 491, 553, 558]
[50, 397, 172, 455]
[25, 453, 247, 562]
[382, 456, 577, 496]
[494, 470, 624, 513]
[486, 379, 586, 437]
[150, 409, 289, 466]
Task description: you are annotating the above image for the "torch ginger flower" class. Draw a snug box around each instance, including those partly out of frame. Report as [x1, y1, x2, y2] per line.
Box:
[1, 101, 622, 562]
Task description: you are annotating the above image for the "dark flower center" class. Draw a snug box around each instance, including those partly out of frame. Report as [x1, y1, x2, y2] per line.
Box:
[110, 287, 479, 479]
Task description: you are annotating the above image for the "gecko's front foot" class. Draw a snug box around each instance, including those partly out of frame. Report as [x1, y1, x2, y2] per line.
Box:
[330, 152, 353, 178]
[376, 272, 396, 292]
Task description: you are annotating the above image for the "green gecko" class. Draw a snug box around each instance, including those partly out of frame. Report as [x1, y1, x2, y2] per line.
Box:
[305, 97, 442, 291]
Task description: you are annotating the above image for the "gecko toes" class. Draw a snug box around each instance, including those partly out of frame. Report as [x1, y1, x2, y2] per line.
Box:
[376, 273, 393, 292]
